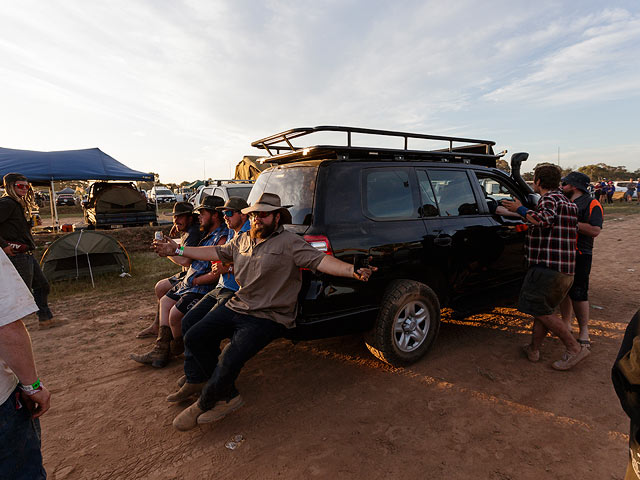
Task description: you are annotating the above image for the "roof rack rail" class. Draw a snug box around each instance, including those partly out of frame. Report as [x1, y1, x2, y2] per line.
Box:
[251, 126, 499, 167]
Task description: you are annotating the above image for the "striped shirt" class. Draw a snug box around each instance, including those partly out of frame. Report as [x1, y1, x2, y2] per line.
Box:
[525, 190, 578, 275]
[175, 224, 229, 296]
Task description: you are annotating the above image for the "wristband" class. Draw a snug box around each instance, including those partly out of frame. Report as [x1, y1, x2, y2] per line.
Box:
[516, 206, 529, 217]
[19, 378, 43, 395]
[175, 246, 185, 256]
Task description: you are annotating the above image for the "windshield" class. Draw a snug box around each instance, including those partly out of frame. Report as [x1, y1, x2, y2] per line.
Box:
[156, 189, 173, 195]
[247, 164, 319, 225]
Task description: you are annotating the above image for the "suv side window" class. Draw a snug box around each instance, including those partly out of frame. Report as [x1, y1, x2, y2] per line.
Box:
[474, 172, 520, 214]
[427, 169, 479, 216]
[416, 170, 439, 217]
[364, 168, 418, 219]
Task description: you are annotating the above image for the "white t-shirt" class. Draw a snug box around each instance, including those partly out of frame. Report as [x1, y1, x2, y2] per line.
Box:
[0, 249, 38, 404]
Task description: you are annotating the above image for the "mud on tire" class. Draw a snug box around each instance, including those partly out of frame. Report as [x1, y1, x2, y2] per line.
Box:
[365, 279, 440, 366]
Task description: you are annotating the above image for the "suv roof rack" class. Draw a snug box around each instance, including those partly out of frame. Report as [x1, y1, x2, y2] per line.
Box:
[251, 126, 501, 168]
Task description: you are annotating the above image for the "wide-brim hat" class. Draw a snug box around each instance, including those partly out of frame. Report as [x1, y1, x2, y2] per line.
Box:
[164, 201, 194, 217]
[216, 196, 249, 212]
[194, 195, 225, 213]
[242, 192, 293, 225]
[562, 171, 590, 193]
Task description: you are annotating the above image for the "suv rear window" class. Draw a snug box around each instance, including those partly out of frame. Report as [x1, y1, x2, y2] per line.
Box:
[226, 186, 252, 200]
[248, 164, 318, 225]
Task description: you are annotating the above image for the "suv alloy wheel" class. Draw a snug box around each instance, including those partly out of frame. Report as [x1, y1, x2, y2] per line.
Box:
[365, 279, 441, 366]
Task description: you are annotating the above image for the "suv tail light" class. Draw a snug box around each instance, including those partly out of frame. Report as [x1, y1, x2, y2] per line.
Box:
[304, 235, 333, 255]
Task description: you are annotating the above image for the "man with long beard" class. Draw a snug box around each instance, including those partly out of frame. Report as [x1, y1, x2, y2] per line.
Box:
[153, 193, 376, 430]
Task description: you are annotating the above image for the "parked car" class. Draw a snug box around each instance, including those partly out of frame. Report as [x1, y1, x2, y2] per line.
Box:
[248, 126, 537, 366]
[188, 180, 253, 207]
[82, 182, 157, 229]
[149, 186, 177, 203]
[56, 193, 76, 206]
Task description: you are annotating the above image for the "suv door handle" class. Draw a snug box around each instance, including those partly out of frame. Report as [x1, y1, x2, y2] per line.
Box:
[434, 235, 452, 247]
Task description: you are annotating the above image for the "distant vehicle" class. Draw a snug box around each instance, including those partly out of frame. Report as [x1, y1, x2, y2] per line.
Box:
[614, 181, 638, 196]
[149, 186, 177, 203]
[188, 180, 253, 207]
[56, 194, 76, 207]
[82, 182, 157, 229]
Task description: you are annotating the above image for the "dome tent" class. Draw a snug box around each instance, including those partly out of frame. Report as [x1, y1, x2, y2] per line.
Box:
[40, 231, 131, 284]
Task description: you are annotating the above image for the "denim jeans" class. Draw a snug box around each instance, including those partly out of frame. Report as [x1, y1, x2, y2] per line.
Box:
[9, 254, 53, 322]
[183, 305, 285, 411]
[182, 287, 235, 383]
[0, 388, 46, 479]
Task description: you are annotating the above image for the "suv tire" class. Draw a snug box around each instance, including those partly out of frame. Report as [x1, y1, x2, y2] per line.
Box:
[365, 279, 440, 366]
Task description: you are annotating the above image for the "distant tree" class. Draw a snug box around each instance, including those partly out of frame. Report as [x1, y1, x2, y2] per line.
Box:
[521, 172, 534, 181]
[577, 164, 630, 181]
[496, 159, 511, 174]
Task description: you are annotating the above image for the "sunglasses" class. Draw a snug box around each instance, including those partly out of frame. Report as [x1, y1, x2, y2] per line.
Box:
[222, 210, 238, 217]
[14, 183, 29, 189]
[249, 211, 273, 219]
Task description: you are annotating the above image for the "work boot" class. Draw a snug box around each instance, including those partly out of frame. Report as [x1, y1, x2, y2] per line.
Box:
[130, 326, 172, 368]
[166, 382, 205, 403]
[173, 401, 205, 431]
[197, 395, 244, 425]
[170, 336, 184, 356]
[177, 375, 186, 387]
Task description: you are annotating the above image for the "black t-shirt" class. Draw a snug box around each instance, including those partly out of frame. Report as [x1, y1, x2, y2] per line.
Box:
[0, 196, 36, 250]
[573, 193, 603, 255]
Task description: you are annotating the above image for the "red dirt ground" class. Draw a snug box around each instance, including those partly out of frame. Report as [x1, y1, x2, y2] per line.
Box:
[27, 214, 640, 479]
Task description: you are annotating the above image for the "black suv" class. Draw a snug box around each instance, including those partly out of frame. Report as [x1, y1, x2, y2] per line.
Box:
[247, 126, 538, 366]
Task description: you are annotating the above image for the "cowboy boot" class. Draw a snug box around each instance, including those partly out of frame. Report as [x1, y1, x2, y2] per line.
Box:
[130, 326, 172, 368]
[166, 381, 205, 402]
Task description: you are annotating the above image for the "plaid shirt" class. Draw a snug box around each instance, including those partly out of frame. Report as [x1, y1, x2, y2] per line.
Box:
[175, 224, 229, 296]
[525, 190, 578, 275]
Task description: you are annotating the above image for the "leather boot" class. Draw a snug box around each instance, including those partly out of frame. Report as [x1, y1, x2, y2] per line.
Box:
[166, 382, 205, 402]
[170, 336, 184, 356]
[130, 326, 172, 368]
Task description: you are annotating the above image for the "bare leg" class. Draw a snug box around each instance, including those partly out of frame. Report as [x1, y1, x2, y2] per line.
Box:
[168, 307, 184, 339]
[535, 313, 580, 355]
[159, 295, 177, 328]
[559, 296, 574, 331]
[571, 299, 590, 342]
[531, 318, 549, 352]
[136, 278, 173, 338]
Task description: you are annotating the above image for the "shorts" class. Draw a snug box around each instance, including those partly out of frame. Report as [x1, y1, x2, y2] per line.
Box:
[518, 265, 574, 316]
[168, 271, 187, 286]
[165, 285, 205, 315]
[568, 253, 592, 302]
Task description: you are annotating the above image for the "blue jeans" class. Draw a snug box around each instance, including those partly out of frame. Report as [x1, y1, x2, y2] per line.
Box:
[181, 287, 235, 383]
[183, 305, 285, 411]
[9, 254, 53, 322]
[0, 388, 46, 479]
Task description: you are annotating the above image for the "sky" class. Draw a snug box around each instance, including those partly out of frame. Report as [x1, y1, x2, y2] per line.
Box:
[1, 0, 639, 184]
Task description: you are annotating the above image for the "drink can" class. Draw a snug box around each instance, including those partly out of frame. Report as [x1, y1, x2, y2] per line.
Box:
[154, 231, 163, 241]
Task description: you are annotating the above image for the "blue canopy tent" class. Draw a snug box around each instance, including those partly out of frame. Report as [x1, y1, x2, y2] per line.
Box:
[0, 147, 153, 230]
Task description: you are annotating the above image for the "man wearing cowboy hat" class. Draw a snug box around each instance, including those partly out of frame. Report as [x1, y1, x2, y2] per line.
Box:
[153, 192, 376, 430]
[560, 171, 603, 350]
[167, 197, 252, 402]
[135, 201, 202, 339]
[131, 196, 228, 368]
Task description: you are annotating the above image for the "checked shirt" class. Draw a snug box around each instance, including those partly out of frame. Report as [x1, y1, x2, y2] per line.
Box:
[525, 189, 578, 275]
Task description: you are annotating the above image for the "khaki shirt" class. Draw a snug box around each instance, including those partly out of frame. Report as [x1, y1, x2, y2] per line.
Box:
[214, 226, 325, 328]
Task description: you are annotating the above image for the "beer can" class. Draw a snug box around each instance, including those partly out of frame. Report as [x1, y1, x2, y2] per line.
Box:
[154, 231, 163, 241]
